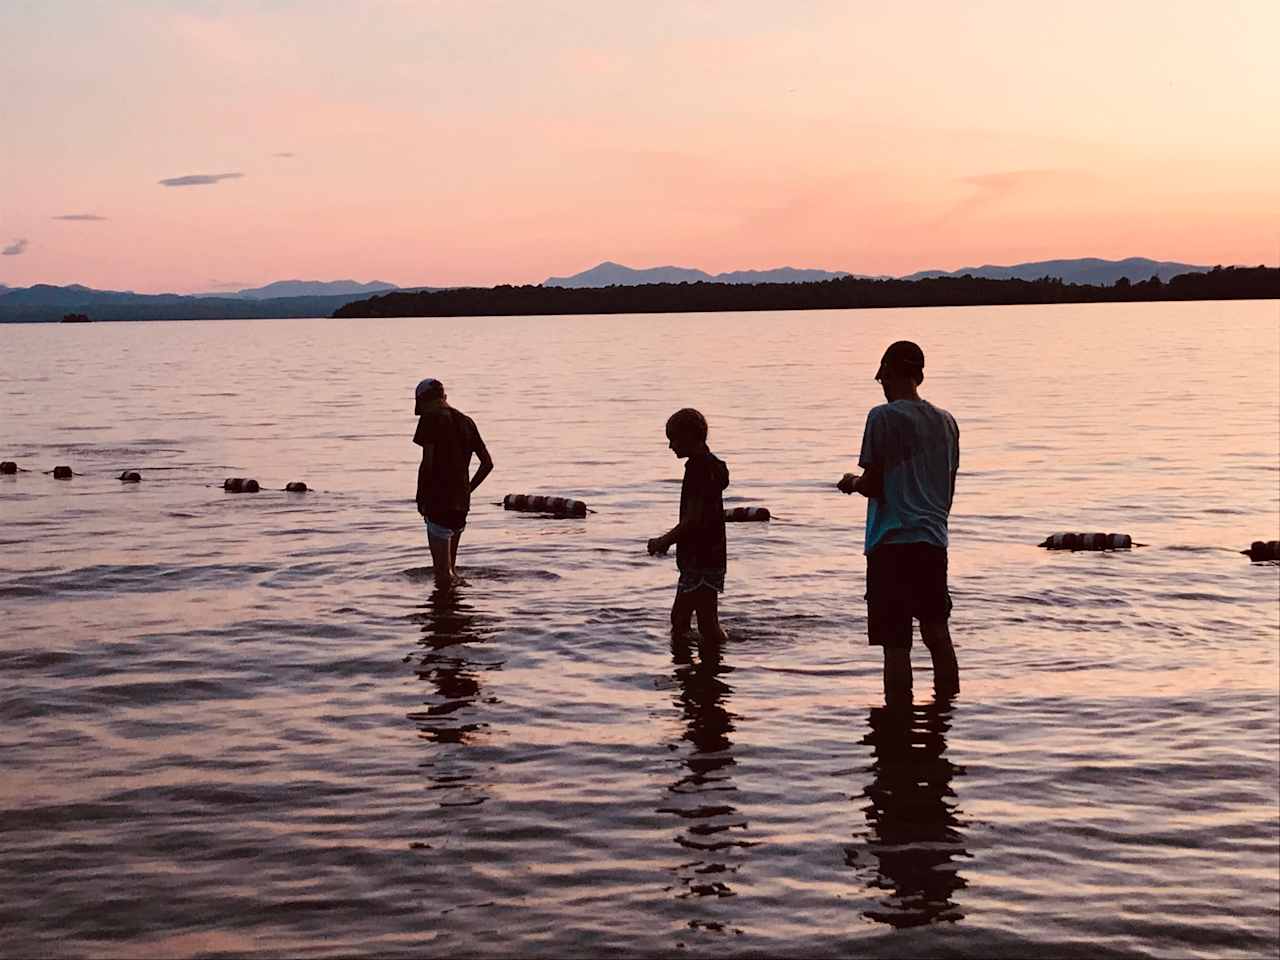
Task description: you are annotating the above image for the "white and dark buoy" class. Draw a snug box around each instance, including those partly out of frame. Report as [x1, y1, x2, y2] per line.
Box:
[1039, 532, 1133, 551]
[1242, 540, 1280, 562]
[284, 481, 309, 493]
[119, 471, 141, 483]
[724, 506, 771, 522]
[0, 461, 16, 475]
[503, 493, 587, 518]
[224, 477, 260, 493]
[53, 465, 73, 480]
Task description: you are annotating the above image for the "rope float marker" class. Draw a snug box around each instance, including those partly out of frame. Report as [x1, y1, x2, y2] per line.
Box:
[1243, 540, 1280, 562]
[725, 506, 771, 522]
[1039, 532, 1133, 551]
[503, 494, 588, 518]
[224, 477, 260, 493]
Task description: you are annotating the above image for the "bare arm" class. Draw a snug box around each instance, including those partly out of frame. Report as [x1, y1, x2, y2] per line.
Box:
[469, 441, 494, 493]
[649, 494, 707, 556]
[837, 461, 883, 499]
[416, 445, 434, 515]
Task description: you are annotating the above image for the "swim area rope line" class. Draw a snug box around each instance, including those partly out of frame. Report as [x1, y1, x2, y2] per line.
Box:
[2, 462, 1276, 559]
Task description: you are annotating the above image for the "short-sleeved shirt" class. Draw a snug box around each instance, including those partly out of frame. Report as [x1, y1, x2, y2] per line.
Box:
[413, 405, 486, 516]
[858, 399, 958, 555]
[677, 449, 730, 572]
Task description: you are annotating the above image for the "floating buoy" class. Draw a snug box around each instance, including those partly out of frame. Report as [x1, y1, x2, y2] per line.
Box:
[724, 506, 771, 522]
[503, 493, 587, 517]
[53, 466, 73, 480]
[284, 481, 309, 493]
[1242, 540, 1280, 562]
[1040, 532, 1132, 551]
[224, 477, 260, 493]
[0, 461, 16, 475]
[119, 471, 141, 483]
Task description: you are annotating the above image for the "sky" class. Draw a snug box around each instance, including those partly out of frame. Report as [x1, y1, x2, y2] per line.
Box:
[1, 0, 1278, 293]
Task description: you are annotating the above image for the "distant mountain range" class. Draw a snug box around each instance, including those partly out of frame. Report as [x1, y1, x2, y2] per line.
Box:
[544, 261, 859, 287]
[200, 279, 400, 300]
[0, 258, 1227, 322]
[901, 257, 1211, 285]
[0, 281, 428, 323]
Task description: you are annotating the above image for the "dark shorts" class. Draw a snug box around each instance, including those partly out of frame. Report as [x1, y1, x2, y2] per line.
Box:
[865, 542, 951, 649]
[424, 509, 467, 540]
[676, 567, 725, 595]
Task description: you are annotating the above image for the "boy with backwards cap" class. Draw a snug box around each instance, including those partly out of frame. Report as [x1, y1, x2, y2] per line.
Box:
[838, 341, 960, 705]
[413, 378, 493, 589]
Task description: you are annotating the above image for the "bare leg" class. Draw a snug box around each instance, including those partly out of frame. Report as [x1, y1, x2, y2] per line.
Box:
[670, 590, 695, 638]
[692, 588, 728, 647]
[449, 530, 463, 582]
[920, 618, 959, 697]
[883, 647, 913, 707]
[427, 531, 453, 591]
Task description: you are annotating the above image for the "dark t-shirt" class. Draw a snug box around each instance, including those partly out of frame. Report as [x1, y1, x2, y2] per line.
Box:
[677, 449, 730, 572]
[413, 406, 486, 516]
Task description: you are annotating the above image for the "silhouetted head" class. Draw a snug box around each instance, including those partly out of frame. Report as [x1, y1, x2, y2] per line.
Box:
[875, 340, 924, 401]
[414, 377, 446, 415]
[666, 407, 708, 459]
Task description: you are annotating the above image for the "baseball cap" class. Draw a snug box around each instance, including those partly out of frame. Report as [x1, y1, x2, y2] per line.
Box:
[415, 377, 444, 399]
[414, 377, 444, 414]
[874, 340, 925, 381]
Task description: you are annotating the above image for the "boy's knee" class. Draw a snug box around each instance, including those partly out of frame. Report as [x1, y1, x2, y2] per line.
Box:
[920, 618, 952, 649]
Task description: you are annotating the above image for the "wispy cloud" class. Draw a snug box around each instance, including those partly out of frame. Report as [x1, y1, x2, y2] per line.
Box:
[934, 169, 1094, 225]
[2, 238, 29, 256]
[52, 213, 109, 221]
[158, 172, 244, 187]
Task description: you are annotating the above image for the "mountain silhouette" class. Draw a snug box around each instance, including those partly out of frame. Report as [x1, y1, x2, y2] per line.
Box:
[212, 279, 400, 299]
[544, 261, 855, 287]
[901, 257, 1211, 285]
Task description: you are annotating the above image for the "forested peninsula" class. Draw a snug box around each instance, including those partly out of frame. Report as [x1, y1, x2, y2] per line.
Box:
[334, 266, 1278, 319]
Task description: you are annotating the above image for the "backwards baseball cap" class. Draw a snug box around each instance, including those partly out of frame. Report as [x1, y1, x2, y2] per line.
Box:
[414, 378, 444, 413]
[874, 340, 925, 381]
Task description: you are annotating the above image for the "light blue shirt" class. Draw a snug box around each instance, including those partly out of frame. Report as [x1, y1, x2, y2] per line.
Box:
[858, 399, 959, 555]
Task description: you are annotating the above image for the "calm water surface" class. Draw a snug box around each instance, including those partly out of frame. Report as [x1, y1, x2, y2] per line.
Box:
[2, 302, 1278, 958]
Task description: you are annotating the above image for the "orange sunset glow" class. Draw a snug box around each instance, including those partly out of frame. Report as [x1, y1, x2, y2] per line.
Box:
[3, 1, 1277, 293]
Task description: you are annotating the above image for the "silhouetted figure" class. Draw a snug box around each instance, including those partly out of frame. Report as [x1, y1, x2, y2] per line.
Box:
[648, 408, 730, 643]
[854, 699, 968, 927]
[838, 341, 959, 705]
[413, 378, 493, 590]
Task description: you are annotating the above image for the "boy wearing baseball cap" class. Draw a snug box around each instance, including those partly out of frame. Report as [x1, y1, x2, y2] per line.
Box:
[838, 341, 960, 704]
[413, 378, 493, 590]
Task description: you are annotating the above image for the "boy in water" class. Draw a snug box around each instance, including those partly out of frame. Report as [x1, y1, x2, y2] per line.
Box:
[413, 377, 493, 590]
[838, 341, 959, 705]
[648, 408, 730, 643]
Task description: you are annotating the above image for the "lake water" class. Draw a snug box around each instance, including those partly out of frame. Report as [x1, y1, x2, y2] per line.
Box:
[2, 301, 1278, 958]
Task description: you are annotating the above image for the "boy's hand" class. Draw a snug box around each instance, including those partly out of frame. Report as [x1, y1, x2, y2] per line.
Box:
[647, 536, 670, 556]
[837, 472, 859, 495]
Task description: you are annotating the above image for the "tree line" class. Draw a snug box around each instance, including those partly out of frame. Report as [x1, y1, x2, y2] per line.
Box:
[333, 266, 1278, 319]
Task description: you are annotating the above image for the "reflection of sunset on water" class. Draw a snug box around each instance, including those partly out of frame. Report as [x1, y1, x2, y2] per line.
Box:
[0, 301, 1275, 955]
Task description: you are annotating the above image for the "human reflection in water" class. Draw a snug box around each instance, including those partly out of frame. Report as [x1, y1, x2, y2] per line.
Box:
[658, 631, 754, 907]
[850, 698, 968, 927]
[405, 586, 503, 808]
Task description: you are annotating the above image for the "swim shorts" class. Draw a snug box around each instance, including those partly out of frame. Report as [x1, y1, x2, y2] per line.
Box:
[425, 509, 467, 542]
[864, 542, 951, 648]
[677, 567, 726, 595]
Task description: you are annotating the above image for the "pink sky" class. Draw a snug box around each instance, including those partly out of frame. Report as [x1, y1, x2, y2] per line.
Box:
[2, 0, 1277, 293]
